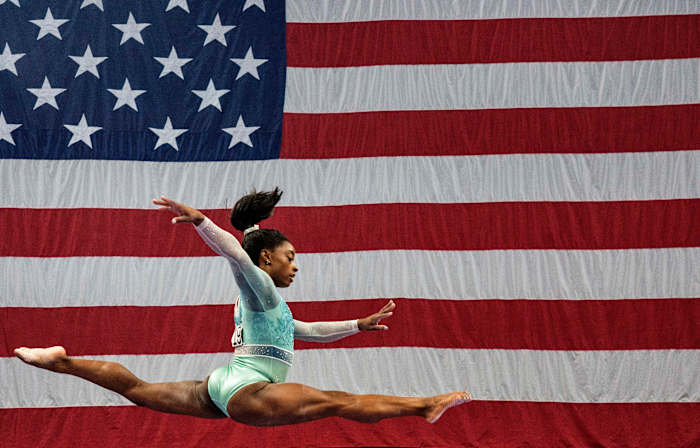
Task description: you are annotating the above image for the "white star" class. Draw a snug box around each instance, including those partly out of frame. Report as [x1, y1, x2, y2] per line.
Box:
[64, 114, 102, 149]
[69, 45, 107, 79]
[223, 115, 259, 149]
[154, 47, 192, 79]
[27, 77, 66, 110]
[108, 78, 146, 111]
[112, 12, 151, 45]
[192, 79, 229, 112]
[80, 0, 103, 11]
[198, 14, 235, 47]
[0, 43, 25, 76]
[0, 112, 22, 146]
[243, 0, 265, 12]
[0, 1, 22, 7]
[230, 46, 268, 80]
[29, 8, 69, 41]
[149, 117, 188, 151]
[166, 0, 189, 13]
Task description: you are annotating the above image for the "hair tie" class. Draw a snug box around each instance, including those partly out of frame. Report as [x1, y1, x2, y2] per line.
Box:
[243, 224, 259, 236]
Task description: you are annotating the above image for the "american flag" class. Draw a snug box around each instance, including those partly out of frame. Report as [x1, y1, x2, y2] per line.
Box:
[2, 0, 699, 446]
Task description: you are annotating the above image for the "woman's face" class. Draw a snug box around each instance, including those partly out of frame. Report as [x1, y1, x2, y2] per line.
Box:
[260, 241, 298, 288]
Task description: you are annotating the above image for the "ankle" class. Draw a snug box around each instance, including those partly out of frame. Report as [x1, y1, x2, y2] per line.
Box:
[420, 397, 434, 417]
[52, 355, 72, 373]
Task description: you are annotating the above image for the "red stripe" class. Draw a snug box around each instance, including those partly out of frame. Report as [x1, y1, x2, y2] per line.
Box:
[286, 16, 700, 67]
[281, 105, 700, 158]
[1, 200, 697, 257]
[3, 402, 698, 447]
[3, 298, 697, 356]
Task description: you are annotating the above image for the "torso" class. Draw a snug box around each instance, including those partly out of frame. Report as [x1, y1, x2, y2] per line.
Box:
[232, 295, 295, 370]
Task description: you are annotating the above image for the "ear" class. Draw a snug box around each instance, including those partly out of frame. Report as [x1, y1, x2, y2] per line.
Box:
[259, 248, 272, 266]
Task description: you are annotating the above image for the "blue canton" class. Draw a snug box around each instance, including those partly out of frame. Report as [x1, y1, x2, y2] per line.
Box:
[0, 0, 285, 161]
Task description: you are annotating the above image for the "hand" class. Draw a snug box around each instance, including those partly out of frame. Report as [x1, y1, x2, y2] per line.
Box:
[153, 196, 205, 225]
[357, 300, 395, 331]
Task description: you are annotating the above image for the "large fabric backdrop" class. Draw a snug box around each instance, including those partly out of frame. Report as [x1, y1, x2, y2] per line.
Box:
[1, 1, 698, 446]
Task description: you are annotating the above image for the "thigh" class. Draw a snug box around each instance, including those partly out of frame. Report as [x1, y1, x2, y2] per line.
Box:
[131, 377, 225, 419]
[227, 382, 340, 426]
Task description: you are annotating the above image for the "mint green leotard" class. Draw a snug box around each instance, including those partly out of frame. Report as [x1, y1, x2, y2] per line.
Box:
[195, 217, 359, 418]
[195, 218, 296, 417]
[207, 297, 295, 417]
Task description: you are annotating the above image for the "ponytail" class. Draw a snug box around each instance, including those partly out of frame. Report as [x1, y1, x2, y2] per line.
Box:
[230, 188, 289, 265]
[230, 187, 283, 231]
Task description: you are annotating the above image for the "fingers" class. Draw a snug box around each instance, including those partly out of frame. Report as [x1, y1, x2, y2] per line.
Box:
[374, 311, 393, 321]
[380, 300, 396, 313]
[153, 196, 187, 221]
[375, 301, 395, 316]
[152, 196, 178, 207]
[171, 215, 194, 224]
[152, 196, 171, 205]
[153, 196, 185, 219]
[356, 301, 397, 333]
[369, 300, 396, 324]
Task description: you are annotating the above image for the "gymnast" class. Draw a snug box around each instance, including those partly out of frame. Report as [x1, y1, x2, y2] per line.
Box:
[14, 188, 470, 425]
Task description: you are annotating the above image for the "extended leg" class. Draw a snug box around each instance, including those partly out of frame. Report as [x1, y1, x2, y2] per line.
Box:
[227, 381, 470, 426]
[14, 346, 224, 419]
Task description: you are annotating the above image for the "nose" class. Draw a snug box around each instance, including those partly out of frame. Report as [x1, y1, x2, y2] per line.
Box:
[292, 263, 299, 272]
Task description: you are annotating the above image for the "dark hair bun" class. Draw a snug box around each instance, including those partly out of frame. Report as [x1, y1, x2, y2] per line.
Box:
[230, 187, 283, 231]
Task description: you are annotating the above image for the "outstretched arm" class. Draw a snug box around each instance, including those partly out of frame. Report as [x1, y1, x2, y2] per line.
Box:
[294, 300, 395, 342]
[153, 196, 281, 310]
[293, 319, 359, 342]
[153, 196, 251, 264]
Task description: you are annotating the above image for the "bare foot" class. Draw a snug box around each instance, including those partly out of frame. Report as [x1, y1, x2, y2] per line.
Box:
[14, 346, 68, 371]
[425, 391, 471, 423]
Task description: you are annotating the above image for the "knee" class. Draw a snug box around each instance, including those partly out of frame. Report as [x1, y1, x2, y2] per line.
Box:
[321, 391, 353, 411]
[107, 367, 147, 406]
[123, 382, 151, 407]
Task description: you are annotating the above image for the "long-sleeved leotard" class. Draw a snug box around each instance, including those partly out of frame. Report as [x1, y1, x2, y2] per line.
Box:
[195, 217, 359, 345]
[196, 216, 281, 311]
[195, 216, 359, 416]
[293, 319, 359, 342]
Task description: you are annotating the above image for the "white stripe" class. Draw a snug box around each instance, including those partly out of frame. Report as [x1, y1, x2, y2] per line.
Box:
[3, 348, 698, 408]
[3, 249, 697, 307]
[285, 59, 699, 113]
[286, 0, 700, 22]
[2, 151, 697, 208]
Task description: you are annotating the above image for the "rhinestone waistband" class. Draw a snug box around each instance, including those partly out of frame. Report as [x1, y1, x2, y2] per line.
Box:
[234, 344, 294, 366]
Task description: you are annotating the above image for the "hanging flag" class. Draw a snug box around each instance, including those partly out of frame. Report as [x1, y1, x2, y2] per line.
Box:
[2, 1, 699, 446]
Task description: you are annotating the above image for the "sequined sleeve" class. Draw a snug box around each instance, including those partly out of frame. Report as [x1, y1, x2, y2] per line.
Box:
[293, 319, 360, 342]
[195, 216, 281, 311]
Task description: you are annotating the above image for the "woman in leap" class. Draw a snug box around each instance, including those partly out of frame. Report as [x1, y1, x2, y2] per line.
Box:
[14, 188, 470, 425]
